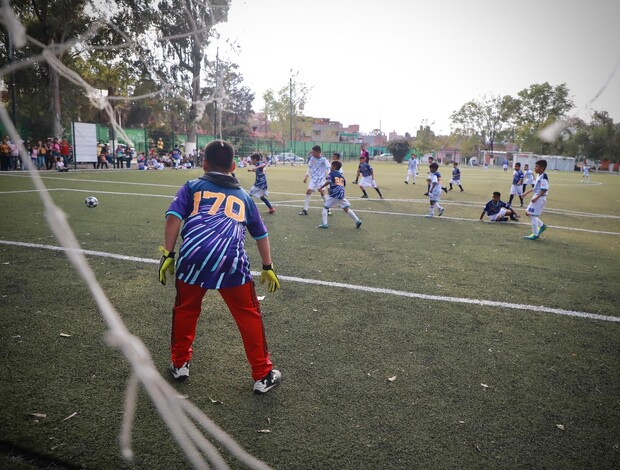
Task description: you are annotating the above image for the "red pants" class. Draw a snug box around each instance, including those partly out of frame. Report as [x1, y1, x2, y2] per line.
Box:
[171, 279, 273, 381]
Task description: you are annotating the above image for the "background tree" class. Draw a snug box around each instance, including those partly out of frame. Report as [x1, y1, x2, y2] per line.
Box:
[138, 0, 230, 152]
[386, 139, 410, 163]
[1, 0, 95, 137]
[450, 94, 513, 157]
[263, 73, 311, 146]
[512, 82, 574, 153]
[412, 120, 439, 156]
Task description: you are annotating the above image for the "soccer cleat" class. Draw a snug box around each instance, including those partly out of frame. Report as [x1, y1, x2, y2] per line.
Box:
[361, 194, 368, 198]
[438, 208, 444, 216]
[500, 217, 510, 222]
[423, 192, 429, 196]
[268, 208, 275, 214]
[170, 362, 190, 381]
[317, 223, 329, 229]
[442, 187, 448, 194]
[404, 181, 408, 184]
[523, 234, 540, 240]
[253, 369, 282, 394]
[299, 209, 308, 215]
[538, 224, 547, 235]
[424, 214, 434, 218]
[448, 187, 453, 191]
[355, 220, 362, 229]
[460, 189, 464, 192]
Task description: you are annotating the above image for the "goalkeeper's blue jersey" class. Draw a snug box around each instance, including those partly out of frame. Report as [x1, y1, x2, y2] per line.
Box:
[327, 169, 346, 199]
[166, 174, 267, 289]
[253, 161, 268, 189]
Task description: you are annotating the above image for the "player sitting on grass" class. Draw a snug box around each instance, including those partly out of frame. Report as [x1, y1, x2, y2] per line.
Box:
[316, 160, 362, 229]
[480, 191, 520, 222]
[247, 152, 275, 214]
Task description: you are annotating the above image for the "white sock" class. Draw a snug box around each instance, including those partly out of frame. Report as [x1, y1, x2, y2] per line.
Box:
[429, 205, 435, 216]
[304, 194, 311, 211]
[322, 208, 328, 225]
[437, 203, 443, 211]
[347, 209, 359, 222]
[531, 216, 540, 235]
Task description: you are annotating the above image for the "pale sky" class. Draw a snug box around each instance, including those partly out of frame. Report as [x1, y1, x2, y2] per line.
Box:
[215, 0, 620, 136]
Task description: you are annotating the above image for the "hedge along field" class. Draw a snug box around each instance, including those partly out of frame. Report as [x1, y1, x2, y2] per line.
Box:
[0, 163, 619, 469]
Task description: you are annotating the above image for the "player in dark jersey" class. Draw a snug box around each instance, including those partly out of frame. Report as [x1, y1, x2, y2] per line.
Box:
[248, 152, 275, 214]
[158, 140, 282, 394]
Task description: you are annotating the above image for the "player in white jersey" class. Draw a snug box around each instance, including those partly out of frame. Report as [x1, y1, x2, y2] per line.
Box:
[299, 145, 330, 215]
[523, 159, 549, 240]
[581, 162, 590, 183]
[405, 155, 419, 184]
[522, 163, 535, 192]
[425, 162, 445, 218]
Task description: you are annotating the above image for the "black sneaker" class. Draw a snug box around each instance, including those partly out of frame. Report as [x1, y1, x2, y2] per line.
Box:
[253, 369, 282, 394]
[361, 194, 368, 198]
[404, 181, 408, 184]
[170, 362, 190, 381]
[442, 187, 448, 194]
[423, 192, 429, 196]
[299, 209, 308, 215]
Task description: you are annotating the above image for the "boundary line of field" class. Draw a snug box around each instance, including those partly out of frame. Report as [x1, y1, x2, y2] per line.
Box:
[1, 239, 618, 323]
[1, 187, 618, 236]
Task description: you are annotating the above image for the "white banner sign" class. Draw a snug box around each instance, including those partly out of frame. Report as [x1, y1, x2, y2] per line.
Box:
[72, 122, 98, 163]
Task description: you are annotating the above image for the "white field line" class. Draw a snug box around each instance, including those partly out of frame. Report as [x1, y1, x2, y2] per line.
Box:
[1, 187, 619, 236]
[1, 239, 618, 324]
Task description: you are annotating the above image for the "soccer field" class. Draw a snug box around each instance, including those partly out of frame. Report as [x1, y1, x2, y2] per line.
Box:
[1, 163, 619, 469]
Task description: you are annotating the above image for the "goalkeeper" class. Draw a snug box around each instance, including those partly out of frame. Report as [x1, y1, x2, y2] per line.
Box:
[158, 140, 282, 395]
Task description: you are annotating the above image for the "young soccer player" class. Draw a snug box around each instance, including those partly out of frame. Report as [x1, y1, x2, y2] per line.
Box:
[353, 155, 384, 198]
[158, 140, 282, 394]
[405, 154, 419, 184]
[581, 162, 590, 183]
[299, 145, 330, 215]
[425, 162, 445, 218]
[508, 162, 525, 207]
[316, 160, 362, 229]
[448, 161, 464, 191]
[480, 191, 520, 222]
[522, 163, 535, 192]
[423, 156, 448, 195]
[522, 159, 549, 240]
[248, 152, 275, 214]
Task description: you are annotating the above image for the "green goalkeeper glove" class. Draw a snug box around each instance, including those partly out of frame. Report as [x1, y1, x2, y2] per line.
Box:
[260, 263, 281, 293]
[158, 246, 175, 285]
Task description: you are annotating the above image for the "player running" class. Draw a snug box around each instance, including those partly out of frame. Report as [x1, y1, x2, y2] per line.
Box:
[299, 145, 330, 215]
[248, 152, 275, 214]
[316, 160, 362, 229]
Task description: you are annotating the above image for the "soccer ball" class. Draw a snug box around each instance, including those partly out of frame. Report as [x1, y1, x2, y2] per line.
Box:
[85, 196, 99, 208]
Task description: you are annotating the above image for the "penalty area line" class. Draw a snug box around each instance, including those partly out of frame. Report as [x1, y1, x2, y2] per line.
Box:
[1, 239, 618, 323]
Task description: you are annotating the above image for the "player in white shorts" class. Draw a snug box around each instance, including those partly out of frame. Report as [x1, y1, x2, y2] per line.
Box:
[405, 155, 419, 184]
[448, 161, 464, 191]
[581, 163, 590, 183]
[299, 145, 330, 215]
[522, 163, 535, 192]
[508, 162, 525, 207]
[354, 156, 384, 198]
[523, 159, 549, 240]
[316, 160, 362, 229]
[480, 191, 520, 222]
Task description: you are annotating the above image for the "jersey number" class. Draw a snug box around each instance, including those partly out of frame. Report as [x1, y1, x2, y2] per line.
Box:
[191, 191, 245, 222]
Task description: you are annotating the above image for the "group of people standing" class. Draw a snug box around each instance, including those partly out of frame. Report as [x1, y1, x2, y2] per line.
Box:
[0, 136, 72, 171]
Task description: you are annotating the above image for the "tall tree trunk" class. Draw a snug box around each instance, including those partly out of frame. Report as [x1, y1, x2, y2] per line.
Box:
[49, 62, 62, 138]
